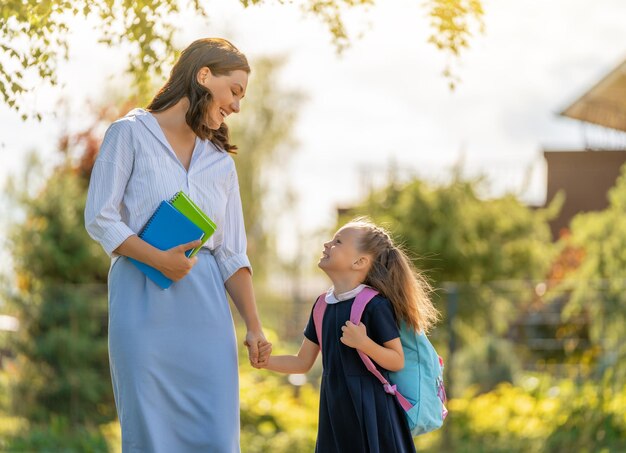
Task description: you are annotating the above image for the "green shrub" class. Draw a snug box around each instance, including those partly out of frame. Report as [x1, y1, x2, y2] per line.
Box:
[544, 380, 626, 453]
[3, 416, 108, 452]
[415, 377, 626, 453]
[240, 368, 318, 453]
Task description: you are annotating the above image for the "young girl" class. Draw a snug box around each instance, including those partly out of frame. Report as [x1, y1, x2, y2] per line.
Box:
[259, 218, 439, 453]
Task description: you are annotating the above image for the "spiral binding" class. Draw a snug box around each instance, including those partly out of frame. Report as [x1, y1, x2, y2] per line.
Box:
[138, 201, 167, 238]
[170, 191, 183, 204]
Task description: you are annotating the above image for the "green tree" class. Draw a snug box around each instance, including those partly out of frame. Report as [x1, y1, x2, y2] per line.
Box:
[343, 171, 553, 292]
[4, 153, 113, 427]
[563, 163, 626, 383]
[1, 0, 483, 119]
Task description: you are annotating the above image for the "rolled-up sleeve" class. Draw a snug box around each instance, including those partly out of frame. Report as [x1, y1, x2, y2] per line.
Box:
[84, 121, 136, 257]
[213, 166, 252, 282]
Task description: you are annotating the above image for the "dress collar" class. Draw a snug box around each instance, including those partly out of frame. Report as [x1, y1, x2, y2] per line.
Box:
[325, 284, 369, 304]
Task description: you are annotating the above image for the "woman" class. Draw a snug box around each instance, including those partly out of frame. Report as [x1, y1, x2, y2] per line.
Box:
[85, 38, 270, 452]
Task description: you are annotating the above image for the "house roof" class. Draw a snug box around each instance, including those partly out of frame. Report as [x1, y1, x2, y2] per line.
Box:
[561, 59, 626, 132]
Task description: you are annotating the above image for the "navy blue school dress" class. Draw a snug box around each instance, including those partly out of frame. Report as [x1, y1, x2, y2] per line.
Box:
[304, 293, 417, 453]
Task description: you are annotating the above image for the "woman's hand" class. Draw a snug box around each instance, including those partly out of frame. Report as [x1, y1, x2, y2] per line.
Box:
[155, 239, 202, 281]
[340, 321, 369, 349]
[252, 342, 273, 369]
[244, 330, 272, 368]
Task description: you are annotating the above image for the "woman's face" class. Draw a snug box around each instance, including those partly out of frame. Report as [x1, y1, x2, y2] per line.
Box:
[199, 68, 248, 130]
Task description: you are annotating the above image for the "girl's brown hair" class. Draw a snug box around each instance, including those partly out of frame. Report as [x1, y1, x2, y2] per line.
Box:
[147, 38, 250, 153]
[348, 218, 439, 333]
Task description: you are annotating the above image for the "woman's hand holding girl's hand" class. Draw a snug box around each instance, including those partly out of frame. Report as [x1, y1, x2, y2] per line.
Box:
[340, 321, 369, 349]
[156, 240, 202, 281]
[254, 341, 273, 369]
[244, 330, 272, 369]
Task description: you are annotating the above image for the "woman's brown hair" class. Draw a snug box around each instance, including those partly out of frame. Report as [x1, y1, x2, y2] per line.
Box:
[348, 218, 439, 333]
[147, 38, 250, 153]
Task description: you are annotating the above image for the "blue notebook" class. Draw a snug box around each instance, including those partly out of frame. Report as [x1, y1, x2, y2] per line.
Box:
[129, 200, 205, 289]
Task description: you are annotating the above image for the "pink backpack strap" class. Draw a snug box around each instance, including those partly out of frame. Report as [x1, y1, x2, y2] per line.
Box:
[352, 287, 413, 412]
[312, 294, 327, 351]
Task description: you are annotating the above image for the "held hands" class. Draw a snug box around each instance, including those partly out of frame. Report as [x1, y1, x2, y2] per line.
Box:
[340, 321, 369, 349]
[253, 342, 273, 369]
[244, 330, 272, 369]
[157, 240, 202, 281]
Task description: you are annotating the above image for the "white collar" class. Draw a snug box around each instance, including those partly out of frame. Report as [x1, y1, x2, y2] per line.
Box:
[325, 284, 368, 304]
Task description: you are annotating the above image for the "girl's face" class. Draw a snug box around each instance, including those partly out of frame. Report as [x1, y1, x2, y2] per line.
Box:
[318, 226, 364, 273]
[199, 68, 248, 130]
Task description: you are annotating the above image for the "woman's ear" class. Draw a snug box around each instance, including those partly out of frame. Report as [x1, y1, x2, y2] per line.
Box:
[197, 66, 213, 86]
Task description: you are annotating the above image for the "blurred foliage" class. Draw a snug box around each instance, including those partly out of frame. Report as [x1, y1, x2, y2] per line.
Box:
[543, 376, 626, 453]
[426, 0, 485, 89]
[2, 416, 109, 453]
[233, 324, 319, 452]
[229, 56, 305, 280]
[453, 333, 521, 395]
[1, 0, 484, 119]
[343, 172, 555, 286]
[4, 157, 113, 426]
[413, 376, 626, 453]
[240, 369, 319, 453]
[557, 163, 626, 385]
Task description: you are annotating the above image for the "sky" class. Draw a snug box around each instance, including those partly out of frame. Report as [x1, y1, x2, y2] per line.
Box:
[1, 0, 626, 262]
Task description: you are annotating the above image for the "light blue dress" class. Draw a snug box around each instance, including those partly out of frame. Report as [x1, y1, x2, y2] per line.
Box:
[85, 109, 251, 452]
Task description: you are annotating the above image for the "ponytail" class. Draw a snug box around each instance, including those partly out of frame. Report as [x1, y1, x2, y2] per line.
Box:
[349, 218, 439, 333]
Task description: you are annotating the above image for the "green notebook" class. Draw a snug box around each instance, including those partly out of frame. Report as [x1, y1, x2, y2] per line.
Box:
[170, 191, 217, 257]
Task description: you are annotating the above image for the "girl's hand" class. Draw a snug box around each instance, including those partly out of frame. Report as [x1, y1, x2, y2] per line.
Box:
[340, 321, 369, 349]
[156, 240, 202, 281]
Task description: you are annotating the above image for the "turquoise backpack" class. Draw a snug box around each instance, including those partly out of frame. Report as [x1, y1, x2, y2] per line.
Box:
[313, 286, 448, 436]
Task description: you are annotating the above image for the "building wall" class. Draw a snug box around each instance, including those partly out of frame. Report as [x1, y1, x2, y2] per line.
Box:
[545, 150, 626, 239]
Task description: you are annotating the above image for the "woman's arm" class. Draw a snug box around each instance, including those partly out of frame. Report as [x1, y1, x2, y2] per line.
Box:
[84, 123, 136, 256]
[340, 321, 405, 372]
[263, 337, 319, 374]
[214, 164, 271, 366]
[224, 268, 270, 366]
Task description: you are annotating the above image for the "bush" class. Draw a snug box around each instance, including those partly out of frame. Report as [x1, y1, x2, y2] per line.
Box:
[239, 365, 319, 453]
[3, 416, 109, 453]
[415, 376, 626, 453]
[544, 378, 626, 453]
